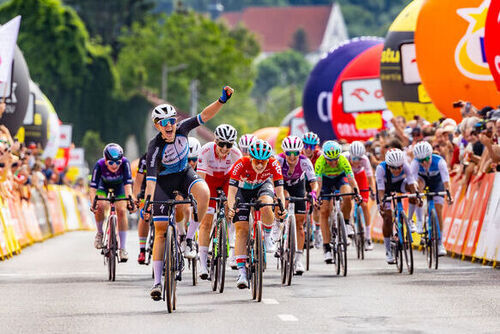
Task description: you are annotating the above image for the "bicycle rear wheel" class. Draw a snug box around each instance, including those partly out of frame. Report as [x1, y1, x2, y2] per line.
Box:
[217, 218, 228, 293]
[164, 225, 176, 313]
[108, 216, 117, 282]
[431, 209, 439, 270]
[305, 215, 311, 271]
[279, 223, 286, 284]
[425, 219, 432, 269]
[286, 215, 296, 286]
[401, 213, 414, 275]
[393, 236, 403, 273]
[337, 213, 348, 277]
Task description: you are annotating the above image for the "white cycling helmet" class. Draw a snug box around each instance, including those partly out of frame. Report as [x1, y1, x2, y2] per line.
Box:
[238, 134, 257, 150]
[349, 141, 366, 158]
[281, 135, 304, 152]
[385, 148, 405, 167]
[151, 104, 177, 122]
[214, 124, 237, 143]
[188, 137, 201, 158]
[414, 141, 433, 160]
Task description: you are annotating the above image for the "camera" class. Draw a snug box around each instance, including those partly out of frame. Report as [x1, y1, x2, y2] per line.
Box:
[474, 121, 486, 132]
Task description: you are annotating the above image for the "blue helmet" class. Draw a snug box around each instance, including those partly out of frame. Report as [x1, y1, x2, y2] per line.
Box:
[103, 143, 123, 161]
[249, 139, 272, 160]
[322, 140, 342, 160]
[302, 132, 320, 146]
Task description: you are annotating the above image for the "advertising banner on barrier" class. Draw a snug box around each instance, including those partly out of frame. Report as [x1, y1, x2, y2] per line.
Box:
[30, 188, 52, 239]
[21, 201, 43, 243]
[59, 187, 81, 231]
[474, 173, 500, 261]
[0, 199, 12, 258]
[46, 187, 66, 235]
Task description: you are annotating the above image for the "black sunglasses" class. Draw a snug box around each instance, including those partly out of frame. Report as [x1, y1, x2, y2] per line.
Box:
[188, 157, 198, 163]
[217, 141, 233, 149]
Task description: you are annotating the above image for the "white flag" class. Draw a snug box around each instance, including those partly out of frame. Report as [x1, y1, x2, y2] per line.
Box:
[0, 15, 21, 97]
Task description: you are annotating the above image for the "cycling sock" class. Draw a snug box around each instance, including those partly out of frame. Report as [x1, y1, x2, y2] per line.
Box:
[96, 220, 104, 233]
[384, 237, 391, 254]
[153, 261, 163, 285]
[365, 225, 371, 239]
[345, 219, 350, 227]
[139, 237, 147, 251]
[228, 223, 235, 247]
[408, 203, 416, 220]
[323, 243, 331, 252]
[262, 225, 272, 234]
[199, 246, 208, 268]
[186, 219, 199, 239]
[236, 255, 247, 275]
[295, 250, 303, 262]
[119, 231, 127, 250]
[415, 206, 424, 225]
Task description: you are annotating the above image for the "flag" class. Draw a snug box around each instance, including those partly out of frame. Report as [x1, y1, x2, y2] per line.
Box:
[0, 16, 21, 97]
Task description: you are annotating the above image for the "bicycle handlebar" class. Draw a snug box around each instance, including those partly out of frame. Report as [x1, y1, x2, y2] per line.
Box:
[144, 193, 199, 222]
[233, 198, 284, 212]
[92, 195, 134, 212]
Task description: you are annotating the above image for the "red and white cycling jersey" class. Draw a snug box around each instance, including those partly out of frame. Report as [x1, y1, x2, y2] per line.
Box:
[197, 143, 242, 178]
[342, 152, 374, 177]
[229, 156, 284, 190]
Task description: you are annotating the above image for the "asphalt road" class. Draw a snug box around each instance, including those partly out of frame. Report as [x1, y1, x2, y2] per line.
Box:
[0, 231, 498, 334]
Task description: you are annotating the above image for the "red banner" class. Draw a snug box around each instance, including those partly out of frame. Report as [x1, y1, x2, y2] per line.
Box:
[485, 0, 500, 91]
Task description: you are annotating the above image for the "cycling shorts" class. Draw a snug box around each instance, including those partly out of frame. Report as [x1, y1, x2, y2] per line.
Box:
[96, 185, 126, 199]
[354, 170, 369, 203]
[284, 179, 306, 214]
[205, 173, 230, 214]
[417, 176, 445, 205]
[233, 179, 274, 223]
[319, 175, 347, 198]
[382, 180, 411, 210]
[152, 167, 203, 219]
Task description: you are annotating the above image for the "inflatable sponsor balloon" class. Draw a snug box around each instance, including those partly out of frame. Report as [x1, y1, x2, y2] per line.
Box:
[0, 46, 30, 135]
[253, 127, 280, 148]
[415, 0, 500, 121]
[331, 42, 390, 142]
[280, 107, 309, 138]
[485, 0, 500, 92]
[380, 0, 442, 122]
[23, 81, 49, 148]
[303, 37, 383, 142]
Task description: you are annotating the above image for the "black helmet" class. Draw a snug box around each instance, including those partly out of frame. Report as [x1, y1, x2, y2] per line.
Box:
[103, 143, 123, 161]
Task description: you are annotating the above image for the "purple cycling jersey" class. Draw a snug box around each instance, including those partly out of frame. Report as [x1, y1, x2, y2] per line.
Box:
[276, 153, 316, 186]
[90, 158, 133, 190]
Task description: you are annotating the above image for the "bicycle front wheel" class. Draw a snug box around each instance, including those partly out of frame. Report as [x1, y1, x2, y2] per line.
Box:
[108, 216, 117, 282]
[401, 213, 414, 275]
[286, 215, 296, 286]
[164, 225, 176, 313]
[337, 212, 348, 277]
[252, 221, 264, 302]
[431, 209, 439, 270]
[217, 218, 228, 293]
[357, 205, 366, 260]
[305, 215, 311, 271]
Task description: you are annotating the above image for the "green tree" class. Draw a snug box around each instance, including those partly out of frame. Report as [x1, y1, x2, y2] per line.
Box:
[116, 10, 259, 112]
[290, 27, 309, 54]
[254, 50, 311, 98]
[81, 130, 105, 168]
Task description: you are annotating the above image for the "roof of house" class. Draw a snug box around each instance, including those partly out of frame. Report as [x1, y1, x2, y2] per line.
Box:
[220, 6, 332, 53]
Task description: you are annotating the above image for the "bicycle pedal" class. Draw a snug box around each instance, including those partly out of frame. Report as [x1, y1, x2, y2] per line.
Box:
[176, 273, 182, 281]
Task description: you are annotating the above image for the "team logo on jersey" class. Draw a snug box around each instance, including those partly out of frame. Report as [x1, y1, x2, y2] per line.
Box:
[455, 0, 492, 81]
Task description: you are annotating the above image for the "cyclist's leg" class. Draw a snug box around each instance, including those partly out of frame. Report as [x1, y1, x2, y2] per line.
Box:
[319, 177, 334, 259]
[234, 189, 251, 287]
[116, 200, 129, 250]
[93, 189, 109, 248]
[405, 182, 421, 232]
[354, 171, 371, 241]
[151, 184, 172, 287]
[258, 181, 276, 252]
[339, 182, 353, 232]
[198, 180, 221, 273]
[429, 181, 447, 254]
[307, 181, 321, 244]
[137, 200, 148, 256]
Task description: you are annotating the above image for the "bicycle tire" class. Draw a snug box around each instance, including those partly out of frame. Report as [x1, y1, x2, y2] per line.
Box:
[353, 211, 361, 260]
[431, 209, 439, 270]
[209, 223, 218, 292]
[358, 205, 365, 260]
[305, 215, 311, 271]
[217, 218, 227, 293]
[248, 236, 257, 300]
[424, 217, 432, 269]
[286, 215, 296, 286]
[337, 212, 348, 277]
[331, 214, 340, 275]
[254, 221, 263, 302]
[393, 235, 403, 273]
[108, 216, 117, 282]
[401, 213, 414, 275]
[280, 222, 286, 285]
[164, 225, 176, 313]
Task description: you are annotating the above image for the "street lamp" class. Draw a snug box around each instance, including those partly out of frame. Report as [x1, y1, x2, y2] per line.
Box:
[161, 63, 188, 101]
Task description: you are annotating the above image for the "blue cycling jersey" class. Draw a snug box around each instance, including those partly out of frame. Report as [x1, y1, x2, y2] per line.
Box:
[410, 154, 450, 186]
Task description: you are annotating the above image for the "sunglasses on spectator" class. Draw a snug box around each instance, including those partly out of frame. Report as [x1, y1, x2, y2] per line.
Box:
[0, 162, 4, 168]
[188, 157, 198, 163]
[285, 151, 300, 157]
[217, 141, 233, 149]
[389, 165, 403, 170]
[418, 156, 431, 163]
[304, 144, 316, 150]
[156, 118, 176, 127]
[107, 160, 122, 166]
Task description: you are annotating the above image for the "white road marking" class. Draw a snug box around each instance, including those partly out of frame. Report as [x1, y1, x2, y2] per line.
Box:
[278, 314, 298, 322]
[262, 298, 279, 305]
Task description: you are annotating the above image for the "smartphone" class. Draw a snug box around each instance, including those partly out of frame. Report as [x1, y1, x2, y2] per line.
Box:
[453, 101, 464, 108]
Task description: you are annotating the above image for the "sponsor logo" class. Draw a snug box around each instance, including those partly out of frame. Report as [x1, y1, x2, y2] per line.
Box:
[381, 48, 400, 63]
[455, 0, 492, 80]
[317, 91, 333, 122]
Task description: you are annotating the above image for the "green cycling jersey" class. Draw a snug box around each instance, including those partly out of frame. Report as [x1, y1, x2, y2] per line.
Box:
[314, 154, 354, 179]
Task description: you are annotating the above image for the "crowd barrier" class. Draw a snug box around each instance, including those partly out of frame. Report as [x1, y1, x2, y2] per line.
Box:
[0, 185, 93, 260]
[369, 172, 500, 267]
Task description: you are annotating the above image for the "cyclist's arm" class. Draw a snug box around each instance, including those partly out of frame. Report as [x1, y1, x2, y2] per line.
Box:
[89, 162, 101, 204]
[197, 171, 206, 179]
[133, 173, 144, 198]
[375, 164, 386, 203]
[227, 183, 238, 211]
[309, 180, 319, 193]
[275, 185, 286, 210]
[346, 173, 359, 192]
[123, 159, 135, 200]
[199, 86, 234, 123]
[340, 155, 358, 192]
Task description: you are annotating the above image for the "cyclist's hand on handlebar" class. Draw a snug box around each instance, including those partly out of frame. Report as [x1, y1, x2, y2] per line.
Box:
[277, 209, 287, 220]
[448, 196, 454, 206]
[227, 207, 236, 220]
[90, 202, 98, 213]
[369, 190, 376, 201]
